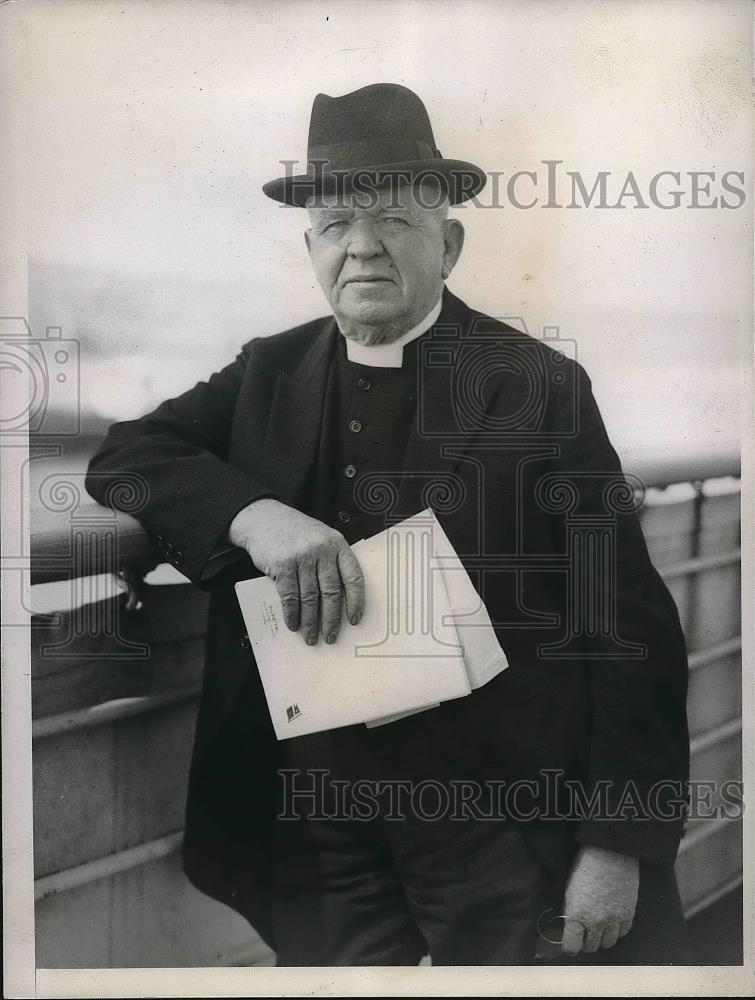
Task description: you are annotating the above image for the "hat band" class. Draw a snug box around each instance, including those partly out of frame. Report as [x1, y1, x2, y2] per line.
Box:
[307, 138, 442, 172]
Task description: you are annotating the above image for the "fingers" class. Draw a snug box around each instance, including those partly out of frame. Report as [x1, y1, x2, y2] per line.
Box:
[600, 921, 620, 950]
[582, 923, 603, 953]
[561, 917, 628, 957]
[561, 918, 585, 956]
[271, 536, 364, 646]
[337, 545, 365, 626]
[297, 559, 320, 645]
[313, 543, 364, 643]
[274, 565, 300, 632]
[317, 559, 343, 644]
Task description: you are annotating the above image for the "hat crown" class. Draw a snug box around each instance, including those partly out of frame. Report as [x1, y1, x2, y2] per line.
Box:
[307, 83, 440, 163]
[261, 81, 486, 206]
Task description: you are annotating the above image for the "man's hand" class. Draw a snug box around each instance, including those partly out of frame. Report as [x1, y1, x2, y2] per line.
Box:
[229, 499, 365, 645]
[561, 845, 639, 955]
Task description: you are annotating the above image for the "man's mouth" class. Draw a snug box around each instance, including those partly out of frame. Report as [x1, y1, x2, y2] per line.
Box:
[344, 276, 393, 284]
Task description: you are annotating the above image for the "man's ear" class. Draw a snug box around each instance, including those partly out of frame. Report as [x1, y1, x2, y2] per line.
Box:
[441, 218, 465, 279]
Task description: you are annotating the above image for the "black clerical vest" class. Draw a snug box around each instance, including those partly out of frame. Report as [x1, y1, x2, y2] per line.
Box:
[312, 332, 424, 543]
[274, 330, 478, 788]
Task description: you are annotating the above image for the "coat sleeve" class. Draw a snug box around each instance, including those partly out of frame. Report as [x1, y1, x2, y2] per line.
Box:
[551, 361, 690, 863]
[84, 341, 277, 587]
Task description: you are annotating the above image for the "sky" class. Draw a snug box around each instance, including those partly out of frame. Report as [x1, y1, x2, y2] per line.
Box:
[23, 0, 751, 469]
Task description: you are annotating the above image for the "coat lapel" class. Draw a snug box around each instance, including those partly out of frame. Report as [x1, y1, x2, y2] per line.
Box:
[262, 318, 339, 506]
[396, 288, 504, 522]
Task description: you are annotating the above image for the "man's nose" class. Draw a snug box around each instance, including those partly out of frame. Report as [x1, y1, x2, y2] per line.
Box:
[346, 220, 384, 259]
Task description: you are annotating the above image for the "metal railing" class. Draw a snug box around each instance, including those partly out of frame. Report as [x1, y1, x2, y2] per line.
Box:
[29, 452, 741, 587]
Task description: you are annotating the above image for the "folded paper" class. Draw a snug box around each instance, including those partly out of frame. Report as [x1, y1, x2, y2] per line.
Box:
[235, 509, 507, 739]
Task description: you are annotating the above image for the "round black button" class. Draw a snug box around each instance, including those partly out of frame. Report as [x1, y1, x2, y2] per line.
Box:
[344, 464, 357, 479]
[337, 509, 352, 523]
[357, 377, 372, 391]
[348, 419, 362, 433]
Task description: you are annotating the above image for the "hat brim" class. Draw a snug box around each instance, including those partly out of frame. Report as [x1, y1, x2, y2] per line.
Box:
[262, 159, 487, 207]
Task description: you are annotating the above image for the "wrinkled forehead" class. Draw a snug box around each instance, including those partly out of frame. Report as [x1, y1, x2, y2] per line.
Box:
[306, 177, 448, 217]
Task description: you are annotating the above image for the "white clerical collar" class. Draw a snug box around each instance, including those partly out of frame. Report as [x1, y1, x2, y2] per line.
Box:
[342, 297, 443, 368]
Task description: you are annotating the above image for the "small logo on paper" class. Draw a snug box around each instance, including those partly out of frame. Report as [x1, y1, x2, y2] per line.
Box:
[286, 704, 301, 723]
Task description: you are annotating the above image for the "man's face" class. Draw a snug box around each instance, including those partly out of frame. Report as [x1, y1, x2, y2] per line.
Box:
[305, 181, 463, 344]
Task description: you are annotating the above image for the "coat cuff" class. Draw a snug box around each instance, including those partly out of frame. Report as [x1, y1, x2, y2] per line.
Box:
[145, 473, 278, 586]
[576, 816, 685, 864]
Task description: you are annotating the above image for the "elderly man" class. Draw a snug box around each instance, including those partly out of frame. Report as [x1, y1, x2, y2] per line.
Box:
[85, 83, 690, 966]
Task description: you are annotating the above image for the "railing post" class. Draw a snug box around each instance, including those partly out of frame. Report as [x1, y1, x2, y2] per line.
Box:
[686, 479, 705, 652]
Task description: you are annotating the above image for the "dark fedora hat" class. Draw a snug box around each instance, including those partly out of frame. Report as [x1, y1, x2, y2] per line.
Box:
[262, 83, 486, 207]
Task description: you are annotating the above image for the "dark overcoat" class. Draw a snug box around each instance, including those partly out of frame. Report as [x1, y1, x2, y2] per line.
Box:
[85, 287, 690, 952]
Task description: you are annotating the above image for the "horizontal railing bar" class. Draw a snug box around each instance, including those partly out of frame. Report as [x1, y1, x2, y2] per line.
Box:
[30, 639, 742, 742]
[627, 454, 740, 489]
[31, 503, 157, 584]
[29, 452, 740, 586]
[32, 685, 202, 739]
[35, 831, 183, 900]
[34, 822, 744, 900]
[690, 717, 743, 756]
[27, 544, 743, 598]
[679, 817, 741, 854]
[682, 873, 743, 920]
[661, 549, 741, 581]
[35, 823, 743, 907]
[688, 636, 742, 671]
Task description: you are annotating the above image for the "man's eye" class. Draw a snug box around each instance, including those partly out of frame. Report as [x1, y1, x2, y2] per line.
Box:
[323, 220, 347, 234]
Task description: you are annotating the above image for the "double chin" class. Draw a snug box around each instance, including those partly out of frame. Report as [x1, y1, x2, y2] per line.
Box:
[334, 297, 408, 345]
[340, 321, 405, 346]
